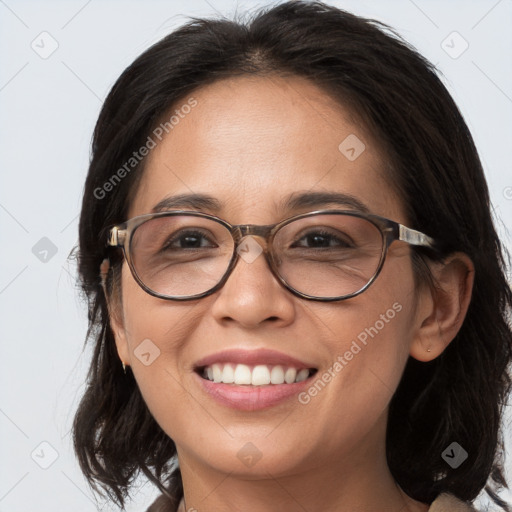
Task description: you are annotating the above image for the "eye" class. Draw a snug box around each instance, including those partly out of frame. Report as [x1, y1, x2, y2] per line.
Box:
[291, 229, 354, 249]
[162, 229, 218, 250]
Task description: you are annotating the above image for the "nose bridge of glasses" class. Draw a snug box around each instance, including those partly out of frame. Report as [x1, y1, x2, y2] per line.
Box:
[233, 224, 273, 244]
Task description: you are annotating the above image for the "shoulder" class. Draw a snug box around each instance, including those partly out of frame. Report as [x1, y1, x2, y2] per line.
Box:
[428, 493, 478, 512]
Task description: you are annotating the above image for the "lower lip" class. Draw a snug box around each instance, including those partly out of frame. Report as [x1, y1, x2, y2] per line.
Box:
[194, 372, 314, 411]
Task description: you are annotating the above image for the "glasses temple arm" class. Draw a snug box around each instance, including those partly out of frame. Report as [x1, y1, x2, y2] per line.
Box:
[398, 224, 435, 248]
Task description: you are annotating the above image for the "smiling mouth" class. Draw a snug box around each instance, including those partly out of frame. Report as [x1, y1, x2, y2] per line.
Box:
[196, 363, 318, 386]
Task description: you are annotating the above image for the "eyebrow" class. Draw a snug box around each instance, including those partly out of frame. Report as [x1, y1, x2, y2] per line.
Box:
[151, 191, 370, 215]
[283, 191, 370, 214]
[152, 193, 222, 213]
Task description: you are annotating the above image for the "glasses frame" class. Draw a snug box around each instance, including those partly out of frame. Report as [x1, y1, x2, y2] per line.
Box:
[106, 209, 435, 302]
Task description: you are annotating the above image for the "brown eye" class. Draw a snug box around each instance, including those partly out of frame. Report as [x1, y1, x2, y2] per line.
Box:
[291, 229, 353, 249]
[163, 230, 217, 250]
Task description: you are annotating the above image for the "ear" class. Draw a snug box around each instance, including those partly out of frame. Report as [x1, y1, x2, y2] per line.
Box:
[100, 258, 131, 368]
[410, 252, 474, 362]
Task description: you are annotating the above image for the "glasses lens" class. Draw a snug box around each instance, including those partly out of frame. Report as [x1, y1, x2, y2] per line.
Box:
[129, 213, 384, 300]
[273, 214, 384, 299]
[130, 215, 234, 298]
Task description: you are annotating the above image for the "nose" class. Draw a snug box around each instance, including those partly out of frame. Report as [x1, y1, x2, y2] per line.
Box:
[209, 235, 296, 329]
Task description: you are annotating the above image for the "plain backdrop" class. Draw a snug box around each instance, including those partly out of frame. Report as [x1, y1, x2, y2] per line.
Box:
[1, 0, 511, 510]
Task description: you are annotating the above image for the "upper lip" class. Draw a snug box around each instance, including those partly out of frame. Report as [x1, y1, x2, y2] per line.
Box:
[194, 348, 317, 370]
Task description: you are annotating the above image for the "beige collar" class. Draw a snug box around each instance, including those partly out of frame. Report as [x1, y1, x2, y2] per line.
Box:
[428, 493, 476, 511]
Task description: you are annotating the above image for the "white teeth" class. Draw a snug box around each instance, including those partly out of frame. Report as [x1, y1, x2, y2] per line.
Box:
[221, 364, 235, 383]
[202, 363, 313, 385]
[270, 365, 285, 384]
[295, 368, 309, 382]
[234, 364, 252, 385]
[284, 367, 297, 384]
[251, 365, 270, 386]
[212, 363, 222, 383]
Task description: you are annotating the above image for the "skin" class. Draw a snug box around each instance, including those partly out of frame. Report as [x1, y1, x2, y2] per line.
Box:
[107, 74, 474, 512]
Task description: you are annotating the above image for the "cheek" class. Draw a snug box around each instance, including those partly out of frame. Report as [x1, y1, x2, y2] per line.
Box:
[318, 299, 410, 405]
[305, 258, 417, 433]
[355, 254, 418, 371]
[118, 268, 194, 422]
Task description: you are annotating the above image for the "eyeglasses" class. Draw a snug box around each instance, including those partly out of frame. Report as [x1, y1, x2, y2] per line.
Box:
[106, 209, 435, 302]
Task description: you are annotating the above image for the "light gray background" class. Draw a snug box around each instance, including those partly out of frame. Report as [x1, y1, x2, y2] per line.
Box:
[1, 0, 511, 510]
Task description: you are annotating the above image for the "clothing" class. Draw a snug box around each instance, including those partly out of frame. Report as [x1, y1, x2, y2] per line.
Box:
[429, 493, 477, 511]
[146, 492, 477, 511]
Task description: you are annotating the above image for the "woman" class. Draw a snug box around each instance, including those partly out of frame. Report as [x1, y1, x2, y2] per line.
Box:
[73, 2, 512, 511]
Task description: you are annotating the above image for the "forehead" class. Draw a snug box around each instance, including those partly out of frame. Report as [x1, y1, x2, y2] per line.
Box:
[128, 74, 404, 224]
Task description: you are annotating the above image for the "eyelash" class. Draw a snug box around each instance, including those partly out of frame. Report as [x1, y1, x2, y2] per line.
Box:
[291, 229, 353, 249]
[162, 228, 352, 251]
[163, 230, 216, 250]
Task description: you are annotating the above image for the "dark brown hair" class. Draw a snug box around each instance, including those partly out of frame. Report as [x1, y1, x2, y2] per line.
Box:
[73, 1, 512, 510]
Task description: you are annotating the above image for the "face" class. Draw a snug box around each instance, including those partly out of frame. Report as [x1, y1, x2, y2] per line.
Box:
[110, 74, 427, 481]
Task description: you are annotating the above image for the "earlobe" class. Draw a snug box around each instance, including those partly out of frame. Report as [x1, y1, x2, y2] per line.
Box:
[100, 258, 131, 367]
[110, 308, 131, 367]
[410, 252, 474, 362]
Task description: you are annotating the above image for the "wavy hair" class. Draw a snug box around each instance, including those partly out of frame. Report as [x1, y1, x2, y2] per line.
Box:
[72, 1, 512, 510]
